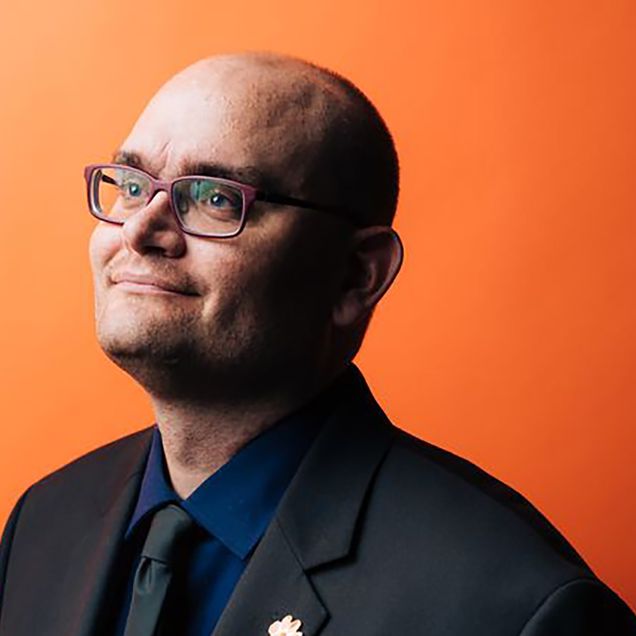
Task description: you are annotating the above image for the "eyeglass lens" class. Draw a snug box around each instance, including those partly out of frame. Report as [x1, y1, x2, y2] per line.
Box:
[91, 167, 245, 236]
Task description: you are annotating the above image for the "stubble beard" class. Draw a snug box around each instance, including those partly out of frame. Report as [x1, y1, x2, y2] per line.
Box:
[96, 297, 226, 399]
[94, 295, 276, 404]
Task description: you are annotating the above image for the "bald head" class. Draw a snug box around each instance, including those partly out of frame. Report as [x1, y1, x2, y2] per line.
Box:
[134, 52, 399, 227]
[91, 51, 403, 400]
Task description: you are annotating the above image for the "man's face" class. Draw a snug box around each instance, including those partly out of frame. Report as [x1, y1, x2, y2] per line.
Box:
[88, 63, 350, 397]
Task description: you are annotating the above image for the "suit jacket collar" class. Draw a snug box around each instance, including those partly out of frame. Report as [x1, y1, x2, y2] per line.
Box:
[276, 366, 396, 570]
[66, 365, 396, 636]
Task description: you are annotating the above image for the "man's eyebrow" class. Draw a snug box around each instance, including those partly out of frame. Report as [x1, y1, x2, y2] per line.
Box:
[110, 151, 280, 192]
[181, 161, 279, 192]
[111, 150, 147, 170]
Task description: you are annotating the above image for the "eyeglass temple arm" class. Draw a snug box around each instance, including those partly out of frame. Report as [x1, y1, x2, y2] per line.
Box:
[100, 174, 118, 186]
[255, 190, 360, 226]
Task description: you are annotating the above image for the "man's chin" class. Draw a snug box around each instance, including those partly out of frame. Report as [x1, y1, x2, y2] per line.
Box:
[96, 328, 234, 401]
[96, 322, 186, 367]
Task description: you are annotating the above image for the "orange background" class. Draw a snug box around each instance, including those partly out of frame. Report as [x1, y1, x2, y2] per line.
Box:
[1, 0, 634, 611]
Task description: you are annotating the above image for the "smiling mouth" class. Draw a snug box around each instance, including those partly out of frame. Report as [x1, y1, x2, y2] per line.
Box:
[113, 281, 194, 296]
[110, 272, 199, 296]
[108, 270, 199, 296]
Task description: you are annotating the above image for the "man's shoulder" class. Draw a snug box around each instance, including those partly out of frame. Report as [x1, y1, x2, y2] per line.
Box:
[26, 426, 153, 505]
[1, 426, 153, 564]
[363, 422, 592, 586]
[318, 418, 636, 632]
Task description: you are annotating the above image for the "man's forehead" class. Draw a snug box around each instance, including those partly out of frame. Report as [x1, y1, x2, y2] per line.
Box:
[118, 85, 292, 183]
[122, 89, 253, 166]
[130, 63, 323, 138]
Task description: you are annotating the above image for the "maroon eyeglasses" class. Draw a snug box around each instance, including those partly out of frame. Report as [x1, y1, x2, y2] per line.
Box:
[84, 163, 356, 238]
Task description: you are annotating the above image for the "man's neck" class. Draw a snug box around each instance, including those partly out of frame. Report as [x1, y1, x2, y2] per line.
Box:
[149, 369, 343, 499]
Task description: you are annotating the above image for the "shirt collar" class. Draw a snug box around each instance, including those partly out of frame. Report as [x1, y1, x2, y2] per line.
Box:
[125, 365, 356, 559]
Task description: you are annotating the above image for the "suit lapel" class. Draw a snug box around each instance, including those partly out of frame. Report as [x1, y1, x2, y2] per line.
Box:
[212, 368, 397, 636]
[211, 519, 328, 636]
[56, 430, 153, 636]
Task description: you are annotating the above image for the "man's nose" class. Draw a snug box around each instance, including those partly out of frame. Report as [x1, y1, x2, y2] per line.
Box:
[121, 191, 187, 257]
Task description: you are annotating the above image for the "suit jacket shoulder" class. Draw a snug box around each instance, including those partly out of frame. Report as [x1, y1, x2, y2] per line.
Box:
[0, 426, 153, 634]
[307, 420, 635, 633]
[29, 426, 152, 491]
[380, 425, 588, 576]
[10, 425, 152, 536]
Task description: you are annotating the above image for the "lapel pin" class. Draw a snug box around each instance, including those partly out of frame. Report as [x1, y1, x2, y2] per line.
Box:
[268, 614, 303, 635]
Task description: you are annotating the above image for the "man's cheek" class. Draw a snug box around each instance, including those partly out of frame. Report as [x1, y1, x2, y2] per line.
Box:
[89, 225, 120, 273]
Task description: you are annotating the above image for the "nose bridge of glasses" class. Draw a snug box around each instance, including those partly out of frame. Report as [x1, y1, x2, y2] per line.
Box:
[147, 175, 173, 202]
[142, 177, 176, 213]
[127, 177, 181, 232]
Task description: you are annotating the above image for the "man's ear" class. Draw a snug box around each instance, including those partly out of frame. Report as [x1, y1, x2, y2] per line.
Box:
[333, 226, 403, 328]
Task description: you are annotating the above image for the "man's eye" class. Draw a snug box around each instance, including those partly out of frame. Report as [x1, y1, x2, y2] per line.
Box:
[189, 181, 241, 211]
[122, 181, 143, 198]
[206, 192, 235, 209]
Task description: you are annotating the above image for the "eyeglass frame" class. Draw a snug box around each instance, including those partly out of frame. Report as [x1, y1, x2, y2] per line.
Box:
[84, 162, 360, 238]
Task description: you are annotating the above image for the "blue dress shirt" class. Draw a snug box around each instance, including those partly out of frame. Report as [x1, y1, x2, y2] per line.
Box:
[111, 388, 337, 636]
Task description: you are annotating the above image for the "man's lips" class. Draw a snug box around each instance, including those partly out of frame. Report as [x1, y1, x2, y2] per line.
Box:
[110, 271, 199, 296]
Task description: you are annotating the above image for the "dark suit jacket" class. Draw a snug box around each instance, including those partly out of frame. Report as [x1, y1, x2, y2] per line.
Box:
[1, 369, 635, 635]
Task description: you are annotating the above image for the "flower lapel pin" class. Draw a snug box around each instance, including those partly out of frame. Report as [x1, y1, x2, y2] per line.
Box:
[268, 614, 303, 636]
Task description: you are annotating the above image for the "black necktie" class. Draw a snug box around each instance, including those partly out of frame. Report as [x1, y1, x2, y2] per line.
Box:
[123, 503, 197, 636]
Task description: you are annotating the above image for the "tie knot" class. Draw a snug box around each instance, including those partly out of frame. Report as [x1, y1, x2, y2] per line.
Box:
[141, 503, 197, 565]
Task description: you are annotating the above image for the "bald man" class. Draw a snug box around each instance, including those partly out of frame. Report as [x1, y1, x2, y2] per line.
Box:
[0, 53, 634, 636]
